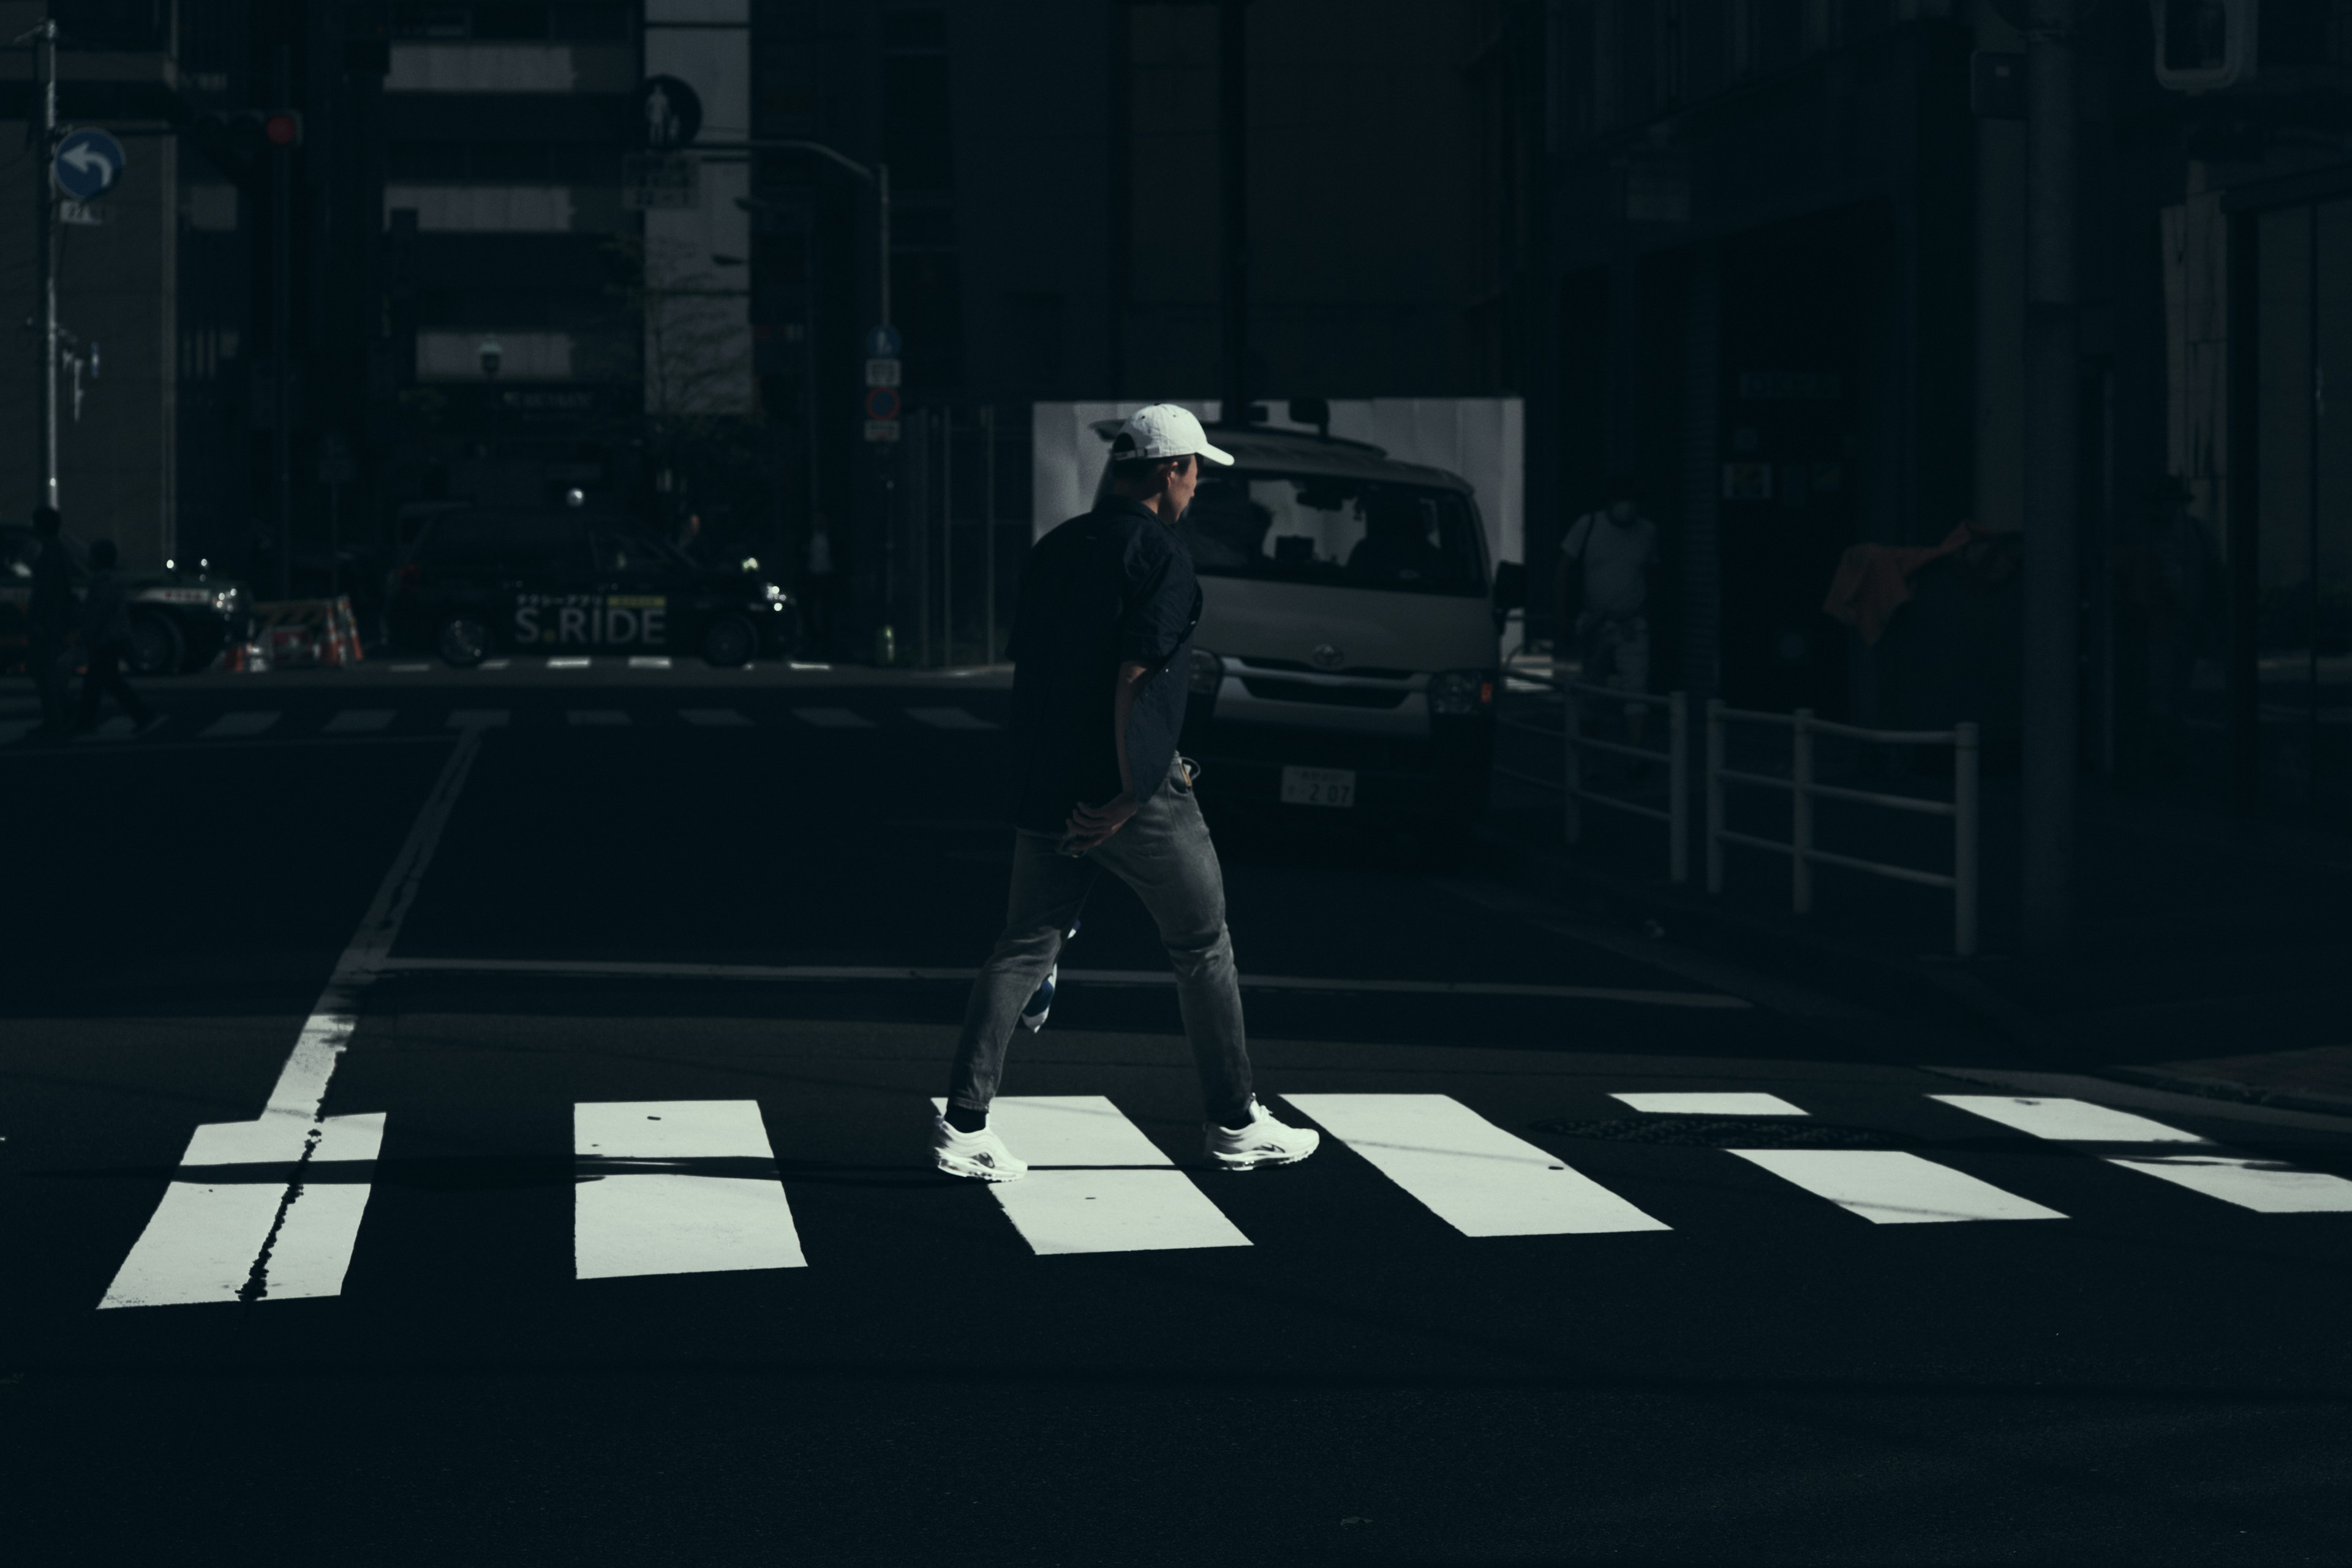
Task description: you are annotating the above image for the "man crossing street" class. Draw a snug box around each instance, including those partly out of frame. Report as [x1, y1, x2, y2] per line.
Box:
[931, 404, 1321, 1180]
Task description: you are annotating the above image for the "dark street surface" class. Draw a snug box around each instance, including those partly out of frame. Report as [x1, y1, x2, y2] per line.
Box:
[3, 667, 2349, 1567]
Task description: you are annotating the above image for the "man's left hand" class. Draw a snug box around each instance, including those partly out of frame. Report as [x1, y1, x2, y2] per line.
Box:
[1064, 792, 1139, 852]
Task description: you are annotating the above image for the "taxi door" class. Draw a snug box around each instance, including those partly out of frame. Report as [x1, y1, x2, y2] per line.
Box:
[587, 524, 677, 654]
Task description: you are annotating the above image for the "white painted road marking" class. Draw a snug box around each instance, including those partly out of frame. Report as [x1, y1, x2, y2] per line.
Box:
[680, 708, 752, 726]
[1613, 1092, 1809, 1115]
[2106, 1155, 2352, 1213]
[628, 656, 672, 669]
[548, 657, 592, 669]
[568, 709, 630, 726]
[75, 716, 136, 742]
[575, 1101, 806, 1279]
[794, 707, 875, 728]
[1931, 1095, 2206, 1143]
[908, 706, 998, 731]
[1281, 1094, 1668, 1237]
[97, 731, 485, 1310]
[323, 709, 395, 734]
[447, 709, 510, 729]
[0, 721, 33, 745]
[481, 658, 511, 670]
[1728, 1149, 2067, 1224]
[200, 710, 281, 739]
[933, 1096, 1250, 1256]
[388, 662, 429, 671]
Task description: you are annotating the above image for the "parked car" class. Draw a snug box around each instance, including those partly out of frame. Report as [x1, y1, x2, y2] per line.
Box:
[1086, 423, 1510, 843]
[0, 527, 255, 676]
[383, 503, 797, 666]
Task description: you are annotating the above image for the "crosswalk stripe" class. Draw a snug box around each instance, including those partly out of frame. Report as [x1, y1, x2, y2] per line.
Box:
[575, 1101, 806, 1279]
[0, 720, 33, 745]
[74, 716, 137, 742]
[935, 1096, 1251, 1256]
[1612, 1092, 1808, 1115]
[200, 710, 281, 739]
[1931, 1095, 2206, 1143]
[97, 1110, 384, 1308]
[794, 706, 875, 728]
[2105, 1155, 2352, 1213]
[680, 708, 753, 726]
[908, 706, 998, 731]
[481, 658, 511, 670]
[548, 657, 592, 669]
[447, 709, 510, 729]
[323, 709, 395, 734]
[628, 656, 672, 669]
[1281, 1093, 1668, 1237]
[1728, 1149, 2067, 1224]
[568, 709, 630, 726]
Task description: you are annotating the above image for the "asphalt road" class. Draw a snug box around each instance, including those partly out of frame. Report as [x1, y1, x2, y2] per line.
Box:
[4, 662, 2349, 1567]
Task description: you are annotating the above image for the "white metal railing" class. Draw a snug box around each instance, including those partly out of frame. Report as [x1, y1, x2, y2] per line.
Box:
[1496, 663, 1689, 883]
[1705, 701, 1980, 957]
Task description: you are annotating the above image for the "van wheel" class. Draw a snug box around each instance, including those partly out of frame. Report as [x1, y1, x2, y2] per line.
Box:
[702, 616, 756, 668]
[436, 616, 490, 668]
[127, 613, 185, 676]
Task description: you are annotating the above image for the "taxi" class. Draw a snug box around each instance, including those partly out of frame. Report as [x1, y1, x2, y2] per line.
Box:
[383, 502, 799, 666]
[0, 525, 254, 676]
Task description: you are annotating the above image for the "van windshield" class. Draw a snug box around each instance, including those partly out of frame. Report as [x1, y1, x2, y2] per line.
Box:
[1178, 472, 1486, 597]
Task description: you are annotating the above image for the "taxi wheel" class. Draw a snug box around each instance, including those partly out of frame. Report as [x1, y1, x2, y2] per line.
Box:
[127, 613, 185, 676]
[701, 616, 757, 668]
[435, 615, 491, 668]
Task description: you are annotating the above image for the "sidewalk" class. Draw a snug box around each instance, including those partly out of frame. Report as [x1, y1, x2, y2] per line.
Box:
[1480, 739, 2352, 1111]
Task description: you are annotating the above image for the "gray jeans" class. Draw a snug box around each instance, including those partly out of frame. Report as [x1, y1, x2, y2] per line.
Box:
[946, 755, 1253, 1126]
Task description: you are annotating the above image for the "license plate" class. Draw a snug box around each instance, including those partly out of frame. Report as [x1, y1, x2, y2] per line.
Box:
[1281, 766, 1356, 807]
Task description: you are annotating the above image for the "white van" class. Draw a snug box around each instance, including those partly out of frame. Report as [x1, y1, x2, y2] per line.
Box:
[1090, 421, 1519, 842]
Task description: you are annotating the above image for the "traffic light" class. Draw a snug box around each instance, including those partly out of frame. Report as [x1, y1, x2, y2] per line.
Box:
[2152, 0, 2258, 93]
[181, 109, 305, 186]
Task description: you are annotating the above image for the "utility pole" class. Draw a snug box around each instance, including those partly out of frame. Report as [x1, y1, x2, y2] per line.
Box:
[272, 40, 294, 601]
[2021, 0, 2079, 955]
[1218, 0, 1248, 425]
[29, 17, 59, 510]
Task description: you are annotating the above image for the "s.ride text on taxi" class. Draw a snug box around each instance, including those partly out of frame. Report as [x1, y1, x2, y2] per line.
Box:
[516, 594, 669, 646]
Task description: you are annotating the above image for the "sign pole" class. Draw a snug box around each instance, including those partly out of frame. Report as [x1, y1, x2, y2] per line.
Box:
[32, 18, 58, 510]
[273, 41, 294, 601]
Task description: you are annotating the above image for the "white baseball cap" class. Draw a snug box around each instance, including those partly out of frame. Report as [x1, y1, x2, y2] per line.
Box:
[1110, 404, 1234, 467]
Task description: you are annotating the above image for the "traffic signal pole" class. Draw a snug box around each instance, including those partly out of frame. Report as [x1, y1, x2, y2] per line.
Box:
[2021, 0, 2079, 955]
[28, 18, 59, 510]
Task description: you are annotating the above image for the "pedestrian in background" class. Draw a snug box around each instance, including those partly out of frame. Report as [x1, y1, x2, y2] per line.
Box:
[930, 404, 1321, 1182]
[74, 540, 159, 736]
[673, 511, 704, 563]
[1555, 474, 1661, 756]
[26, 506, 75, 735]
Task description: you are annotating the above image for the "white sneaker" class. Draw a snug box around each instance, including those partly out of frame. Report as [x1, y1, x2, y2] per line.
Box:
[931, 1113, 1028, 1182]
[1202, 1098, 1321, 1171]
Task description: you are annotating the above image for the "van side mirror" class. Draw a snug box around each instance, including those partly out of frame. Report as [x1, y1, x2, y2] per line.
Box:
[1492, 559, 1526, 610]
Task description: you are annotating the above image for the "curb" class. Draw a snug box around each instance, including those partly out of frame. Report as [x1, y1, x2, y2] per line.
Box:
[2095, 1065, 2352, 1121]
[1471, 818, 2047, 1046]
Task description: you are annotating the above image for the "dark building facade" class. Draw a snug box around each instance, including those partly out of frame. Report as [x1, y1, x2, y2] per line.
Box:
[1547, 0, 2352, 832]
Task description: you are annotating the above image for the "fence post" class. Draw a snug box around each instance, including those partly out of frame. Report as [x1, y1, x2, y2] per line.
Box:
[1792, 707, 1815, 914]
[1563, 684, 1583, 845]
[940, 408, 954, 667]
[1667, 690, 1689, 883]
[1954, 720, 1980, 958]
[1705, 699, 1725, 894]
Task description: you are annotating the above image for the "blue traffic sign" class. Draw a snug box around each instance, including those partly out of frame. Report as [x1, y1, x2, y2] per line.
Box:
[53, 129, 126, 201]
[864, 324, 902, 359]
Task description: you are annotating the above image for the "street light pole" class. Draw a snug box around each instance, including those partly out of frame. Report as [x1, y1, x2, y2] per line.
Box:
[26, 18, 59, 510]
[2021, 0, 2079, 955]
[721, 140, 889, 330]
